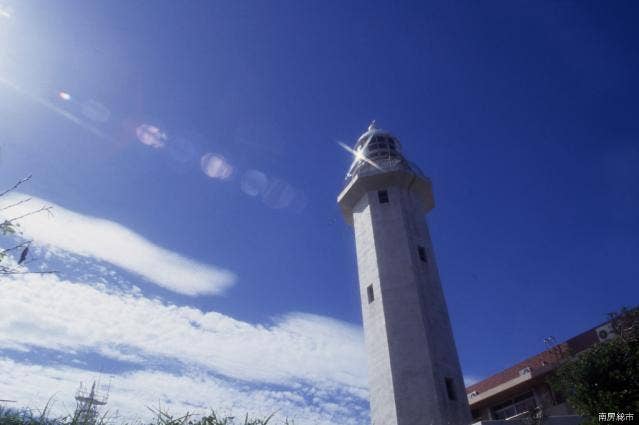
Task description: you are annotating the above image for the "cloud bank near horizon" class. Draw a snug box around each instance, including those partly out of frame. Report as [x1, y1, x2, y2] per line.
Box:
[0, 357, 368, 425]
[0, 270, 369, 422]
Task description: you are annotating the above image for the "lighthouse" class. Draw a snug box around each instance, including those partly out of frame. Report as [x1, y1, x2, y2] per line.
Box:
[338, 123, 471, 425]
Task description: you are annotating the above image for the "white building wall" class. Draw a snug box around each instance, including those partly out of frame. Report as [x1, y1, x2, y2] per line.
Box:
[352, 184, 471, 425]
[353, 194, 398, 425]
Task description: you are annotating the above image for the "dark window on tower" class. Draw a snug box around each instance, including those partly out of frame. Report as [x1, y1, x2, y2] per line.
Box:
[445, 377, 457, 401]
[418, 246, 427, 263]
[378, 190, 389, 204]
[367, 285, 375, 303]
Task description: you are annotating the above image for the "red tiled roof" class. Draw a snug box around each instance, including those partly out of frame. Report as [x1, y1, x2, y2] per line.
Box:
[465, 322, 602, 395]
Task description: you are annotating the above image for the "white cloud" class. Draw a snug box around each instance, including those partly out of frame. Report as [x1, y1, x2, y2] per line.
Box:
[0, 273, 368, 401]
[0, 193, 368, 421]
[0, 193, 235, 296]
[0, 358, 368, 425]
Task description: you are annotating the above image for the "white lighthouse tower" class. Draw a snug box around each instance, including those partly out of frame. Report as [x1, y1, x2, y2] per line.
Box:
[338, 123, 471, 425]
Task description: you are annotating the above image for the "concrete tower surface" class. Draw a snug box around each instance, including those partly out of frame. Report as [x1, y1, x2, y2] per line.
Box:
[338, 123, 471, 425]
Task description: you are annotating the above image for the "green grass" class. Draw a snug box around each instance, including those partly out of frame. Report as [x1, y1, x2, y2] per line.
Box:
[0, 404, 293, 425]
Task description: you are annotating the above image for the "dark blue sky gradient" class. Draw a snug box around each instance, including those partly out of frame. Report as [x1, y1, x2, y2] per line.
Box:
[1, 1, 638, 381]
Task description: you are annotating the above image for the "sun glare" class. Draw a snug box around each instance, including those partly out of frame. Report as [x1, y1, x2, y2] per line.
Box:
[0, 5, 12, 19]
[337, 141, 382, 172]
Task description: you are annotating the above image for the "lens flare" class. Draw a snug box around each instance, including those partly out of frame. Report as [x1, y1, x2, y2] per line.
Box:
[261, 178, 296, 209]
[200, 153, 233, 180]
[136, 124, 166, 148]
[58, 91, 72, 101]
[241, 170, 269, 197]
[288, 189, 308, 213]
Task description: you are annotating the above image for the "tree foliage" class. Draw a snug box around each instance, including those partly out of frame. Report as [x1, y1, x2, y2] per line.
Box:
[548, 307, 639, 424]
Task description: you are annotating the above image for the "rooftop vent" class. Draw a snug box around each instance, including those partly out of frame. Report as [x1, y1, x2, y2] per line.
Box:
[518, 366, 532, 376]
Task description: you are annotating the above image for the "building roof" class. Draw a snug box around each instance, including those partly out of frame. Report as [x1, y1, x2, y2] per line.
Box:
[465, 321, 605, 404]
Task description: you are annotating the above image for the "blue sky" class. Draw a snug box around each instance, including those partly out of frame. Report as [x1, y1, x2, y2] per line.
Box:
[1, 1, 638, 423]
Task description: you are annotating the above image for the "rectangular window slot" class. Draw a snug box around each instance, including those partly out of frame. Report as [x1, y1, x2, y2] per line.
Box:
[378, 190, 389, 204]
[367, 285, 374, 303]
[445, 377, 457, 401]
[418, 246, 427, 263]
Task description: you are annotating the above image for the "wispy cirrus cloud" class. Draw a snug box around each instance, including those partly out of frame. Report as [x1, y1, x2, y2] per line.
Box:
[0, 193, 235, 296]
